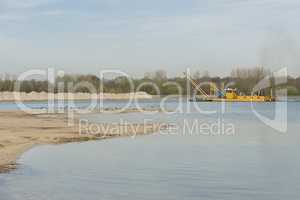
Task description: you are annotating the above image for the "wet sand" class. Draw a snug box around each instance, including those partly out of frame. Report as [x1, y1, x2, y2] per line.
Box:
[0, 110, 162, 173]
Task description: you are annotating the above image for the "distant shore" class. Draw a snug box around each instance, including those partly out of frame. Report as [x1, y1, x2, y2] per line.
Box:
[0, 92, 152, 102]
[0, 110, 163, 173]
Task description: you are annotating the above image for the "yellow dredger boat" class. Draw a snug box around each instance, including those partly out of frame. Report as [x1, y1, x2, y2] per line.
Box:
[191, 88, 275, 102]
[187, 74, 275, 102]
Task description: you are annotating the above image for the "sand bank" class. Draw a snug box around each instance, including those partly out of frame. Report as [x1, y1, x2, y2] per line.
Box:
[0, 92, 152, 102]
[0, 110, 163, 173]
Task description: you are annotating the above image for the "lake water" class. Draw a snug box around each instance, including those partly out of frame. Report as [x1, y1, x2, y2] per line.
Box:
[1, 99, 300, 200]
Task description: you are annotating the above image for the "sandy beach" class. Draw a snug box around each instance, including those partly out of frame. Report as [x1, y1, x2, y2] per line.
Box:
[0, 92, 153, 102]
[0, 110, 162, 173]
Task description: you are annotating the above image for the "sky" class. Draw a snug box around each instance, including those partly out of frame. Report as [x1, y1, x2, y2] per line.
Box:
[0, 0, 300, 77]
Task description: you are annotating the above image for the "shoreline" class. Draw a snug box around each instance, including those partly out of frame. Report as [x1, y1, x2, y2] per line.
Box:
[0, 92, 153, 102]
[0, 110, 163, 173]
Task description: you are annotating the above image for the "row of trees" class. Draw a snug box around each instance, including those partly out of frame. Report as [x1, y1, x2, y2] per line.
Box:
[1, 68, 300, 95]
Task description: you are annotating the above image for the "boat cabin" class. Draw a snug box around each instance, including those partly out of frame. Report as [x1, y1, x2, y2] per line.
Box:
[225, 88, 238, 99]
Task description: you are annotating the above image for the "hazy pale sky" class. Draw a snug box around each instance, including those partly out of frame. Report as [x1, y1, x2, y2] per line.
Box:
[0, 0, 300, 77]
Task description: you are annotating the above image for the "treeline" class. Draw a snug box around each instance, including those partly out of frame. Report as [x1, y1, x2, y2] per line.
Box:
[1, 67, 300, 95]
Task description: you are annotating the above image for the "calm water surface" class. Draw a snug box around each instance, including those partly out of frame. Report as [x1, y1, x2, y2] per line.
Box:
[0, 100, 300, 200]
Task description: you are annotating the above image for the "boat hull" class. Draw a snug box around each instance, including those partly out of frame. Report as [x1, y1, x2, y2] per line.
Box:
[190, 96, 275, 102]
